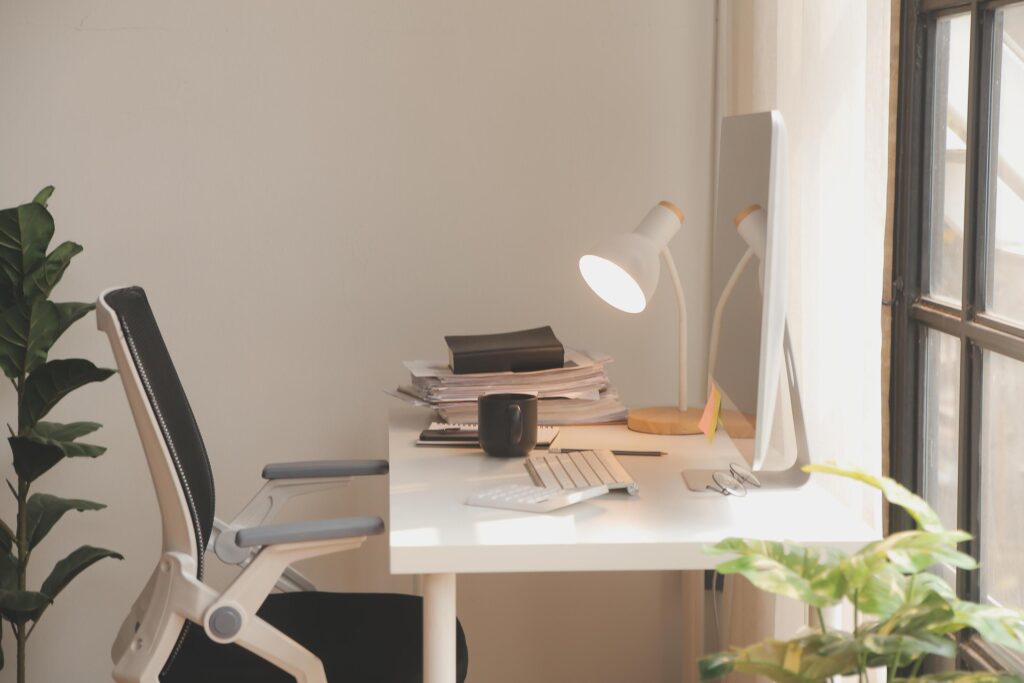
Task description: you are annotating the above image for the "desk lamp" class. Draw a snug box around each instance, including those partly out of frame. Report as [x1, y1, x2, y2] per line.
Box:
[578, 201, 704, 434]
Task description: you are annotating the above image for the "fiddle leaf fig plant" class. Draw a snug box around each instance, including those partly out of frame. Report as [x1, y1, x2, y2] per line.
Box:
[0, 187, 121, 683]
[700, 464, 1024, 683]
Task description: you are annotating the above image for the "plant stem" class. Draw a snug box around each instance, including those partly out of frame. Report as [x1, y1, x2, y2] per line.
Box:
[17, 628, 25, 683]
[853, 590, 859, 635]
[15, 371, 27, 683]
[815, 606, 828, 634]
[16, 476, 28, 683]
[890, 574, 914, 681]
[909, 655, 925, 679]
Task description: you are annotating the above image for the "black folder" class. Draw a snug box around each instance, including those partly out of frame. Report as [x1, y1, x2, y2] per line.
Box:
[445, 326, 564, 375]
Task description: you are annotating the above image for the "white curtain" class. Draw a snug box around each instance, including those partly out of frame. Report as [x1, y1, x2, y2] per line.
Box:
[714, 0, 891, 671]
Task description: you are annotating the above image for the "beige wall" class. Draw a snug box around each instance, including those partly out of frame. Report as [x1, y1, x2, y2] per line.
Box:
[0, 1, 715, 680]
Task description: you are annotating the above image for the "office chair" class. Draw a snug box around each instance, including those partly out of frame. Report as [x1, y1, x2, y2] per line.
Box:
[99, 286, 469, 683]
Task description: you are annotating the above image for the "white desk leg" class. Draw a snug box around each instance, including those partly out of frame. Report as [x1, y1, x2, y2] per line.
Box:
[681, 571, 705, 683]
[423, 573, 457, 683]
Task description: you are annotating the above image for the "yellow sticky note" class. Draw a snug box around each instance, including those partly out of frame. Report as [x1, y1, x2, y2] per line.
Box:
[699, 382, 722, 442]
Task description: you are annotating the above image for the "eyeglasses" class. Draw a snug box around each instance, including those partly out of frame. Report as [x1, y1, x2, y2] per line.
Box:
[706, 463, 762, 497]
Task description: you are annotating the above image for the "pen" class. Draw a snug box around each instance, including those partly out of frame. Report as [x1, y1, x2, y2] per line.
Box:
[611, 449, 665, 457]
[553, 448, 665, 456]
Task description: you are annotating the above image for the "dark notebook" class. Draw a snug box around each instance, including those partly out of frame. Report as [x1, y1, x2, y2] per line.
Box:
[445, 326, 564, 375]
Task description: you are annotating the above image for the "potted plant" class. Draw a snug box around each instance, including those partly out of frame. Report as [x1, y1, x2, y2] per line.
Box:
[0, 187, 121, 683]
[699, 464, 1024, 683]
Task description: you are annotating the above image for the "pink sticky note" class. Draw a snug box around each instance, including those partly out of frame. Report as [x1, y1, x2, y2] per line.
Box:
[699, 383, 722, 442]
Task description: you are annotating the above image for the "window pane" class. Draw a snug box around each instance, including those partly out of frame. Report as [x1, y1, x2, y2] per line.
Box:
[988, 5, 1024, 325]
[980, 350, 1024, 608]
[927, 13, 971, 305]
[922, 331, 961, 558]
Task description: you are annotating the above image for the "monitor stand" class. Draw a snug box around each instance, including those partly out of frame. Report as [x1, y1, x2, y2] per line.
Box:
[681, 324, 810, 492]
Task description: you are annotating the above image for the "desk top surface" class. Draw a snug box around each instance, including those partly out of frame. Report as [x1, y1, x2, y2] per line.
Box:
[388, 406, 879, 575]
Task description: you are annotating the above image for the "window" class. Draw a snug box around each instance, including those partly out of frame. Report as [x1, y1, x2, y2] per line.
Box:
[892, 0, 1024, 670]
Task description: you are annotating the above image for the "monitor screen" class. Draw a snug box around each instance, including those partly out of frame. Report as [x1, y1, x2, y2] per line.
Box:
[709, 111, 788, 471]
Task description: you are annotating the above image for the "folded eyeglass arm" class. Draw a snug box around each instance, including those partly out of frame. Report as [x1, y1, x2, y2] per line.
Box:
[209, 459, 389, 593]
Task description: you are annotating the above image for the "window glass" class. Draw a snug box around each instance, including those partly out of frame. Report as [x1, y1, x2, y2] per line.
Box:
[980, 350, 1024, 608]
[922, 330, 961, 580]
[927, 13, 971, 305]
[987, 5, 1024, 324]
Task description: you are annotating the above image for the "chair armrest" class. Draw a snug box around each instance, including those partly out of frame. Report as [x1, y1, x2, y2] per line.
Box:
[235, 516, 385, 548]
[261, 459, 389, 480]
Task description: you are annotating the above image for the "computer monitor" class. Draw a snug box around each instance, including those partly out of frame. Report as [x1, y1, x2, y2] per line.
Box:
[683, 111, 808, 493]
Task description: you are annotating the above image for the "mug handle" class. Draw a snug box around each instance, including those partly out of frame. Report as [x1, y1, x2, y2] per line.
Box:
[508, 404, 523, 445]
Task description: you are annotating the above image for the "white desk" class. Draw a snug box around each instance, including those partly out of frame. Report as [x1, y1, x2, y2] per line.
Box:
[388, 406, 878, 682]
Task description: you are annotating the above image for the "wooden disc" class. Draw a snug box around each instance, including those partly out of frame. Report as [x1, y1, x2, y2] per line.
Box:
[627, 406, 704, 435]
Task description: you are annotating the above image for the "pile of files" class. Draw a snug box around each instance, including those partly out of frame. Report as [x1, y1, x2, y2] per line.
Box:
[396, 349, 627, 425]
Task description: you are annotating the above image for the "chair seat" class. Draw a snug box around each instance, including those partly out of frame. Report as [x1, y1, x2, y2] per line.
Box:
[161, 592, 469, 683]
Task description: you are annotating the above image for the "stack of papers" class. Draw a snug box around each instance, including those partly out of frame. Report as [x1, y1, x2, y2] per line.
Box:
[395, 349, 628, 425]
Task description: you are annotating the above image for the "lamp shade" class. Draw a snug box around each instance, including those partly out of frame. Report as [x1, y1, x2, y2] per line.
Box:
[578, 201, 684, 313]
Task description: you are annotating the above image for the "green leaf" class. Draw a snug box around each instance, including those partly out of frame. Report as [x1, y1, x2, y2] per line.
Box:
[29, 434, 105, 458]
[9, 436, 65, 483]
[896, 673, 1024, 682]
[709, 538, 846, 608]
[0, 202, 54, 307]
[852, 563, 909, 616]
[0, 552, 16, 590]
[26, 493, 106, 550]
[804, 464, 944, 532]
[699, 636, 861, 683]
[812, 629, 952, 671]
[949, 601, 1024, 653]
[32, 186, 54, 207]
[698, 651, 736, 681]
[0, 590, 51, 623]
[32, 421, 101, 442]
[40, 545, 122, 604]
[881, 530, 977, 574]
[880, 589, 955, 634]
[22, 240, 82, 302]
[54, 301, 94, 338]
[908, 572, 958, 603]
[859, 632, 957, 660]
[0, 522, 12, 554]
[30, 421, 105, 458]
[846, 531, 977, 589]
[0, 300, 59, 379]
[19, 359, 115, 432]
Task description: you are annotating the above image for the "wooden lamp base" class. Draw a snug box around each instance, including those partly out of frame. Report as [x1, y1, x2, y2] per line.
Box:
[627, 406, 704, 435]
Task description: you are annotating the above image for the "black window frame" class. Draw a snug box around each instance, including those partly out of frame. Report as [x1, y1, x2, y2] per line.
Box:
[892, 0, 1024, 669]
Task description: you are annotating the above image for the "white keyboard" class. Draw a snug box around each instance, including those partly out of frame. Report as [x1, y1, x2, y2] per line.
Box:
[525, 449, 639, 495]
[465, 483, 609, 513]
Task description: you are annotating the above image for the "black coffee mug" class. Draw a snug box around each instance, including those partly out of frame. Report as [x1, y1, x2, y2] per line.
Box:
[478, 393, 538, 458]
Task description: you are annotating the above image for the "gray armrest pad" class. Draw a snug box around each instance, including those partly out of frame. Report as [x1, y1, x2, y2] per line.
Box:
[235, 516, 385, 548]
[262, 459, 389, 480]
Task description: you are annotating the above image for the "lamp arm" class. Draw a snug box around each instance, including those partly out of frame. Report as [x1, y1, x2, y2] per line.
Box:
[660, 249, 688, 410]
[707, 247, 756, 391]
